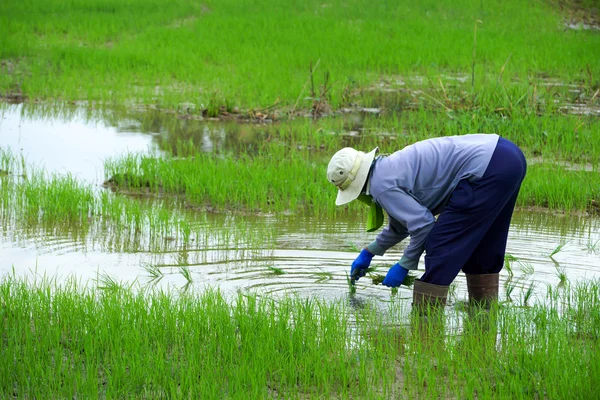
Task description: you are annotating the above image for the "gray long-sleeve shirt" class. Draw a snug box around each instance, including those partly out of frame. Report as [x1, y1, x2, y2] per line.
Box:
[366, 134, 499, 270]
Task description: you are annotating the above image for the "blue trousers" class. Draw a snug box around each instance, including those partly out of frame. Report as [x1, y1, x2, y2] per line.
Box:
[420, 137, 527, 286]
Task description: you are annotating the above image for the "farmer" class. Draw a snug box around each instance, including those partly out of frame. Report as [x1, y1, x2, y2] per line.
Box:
[327, 134, 527, 309]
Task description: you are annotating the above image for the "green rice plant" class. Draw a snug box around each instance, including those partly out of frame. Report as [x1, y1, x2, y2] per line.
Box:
[179, 266, 193, 283]
[585, 239, 600, 254]
[96, 272, 123, 292]
[504, 258, 514, 278]
[266, 265, 286, 276]
[505, 279, 516, 302]
[0, 148, 277, 256]
[347, 242, 362, 252]
[3, 275, 600, 398]
[554, 263, 568, 288]
[2, 0, 599, 115]
[448, 282, 458, 301]
[345, 272, 356, 295]
[142, 263, 164, 283]
[549, 240, 568, 258]
[518, 261, 535, 276]
[517, 164, 600, 213]
[521, 281, 536, 306]
[103, 140, 600, 218]
[370, 272, 416, 288]
[179, 266, 193, 292]
[312, 270, 333, 283]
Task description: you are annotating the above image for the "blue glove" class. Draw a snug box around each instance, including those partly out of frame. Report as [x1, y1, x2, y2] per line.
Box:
[382, 263, 408, 287]
[350, 249, 374, 284]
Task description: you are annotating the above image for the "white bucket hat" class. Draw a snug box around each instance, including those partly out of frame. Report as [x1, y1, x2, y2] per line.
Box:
[327, 147, 379, 206]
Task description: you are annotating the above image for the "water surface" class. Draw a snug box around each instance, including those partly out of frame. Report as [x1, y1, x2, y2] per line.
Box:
[1, 103, 599, 310]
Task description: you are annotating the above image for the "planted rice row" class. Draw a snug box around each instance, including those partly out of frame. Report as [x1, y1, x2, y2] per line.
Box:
[1, 275, 599, 398]
[2, 0, 599, 110]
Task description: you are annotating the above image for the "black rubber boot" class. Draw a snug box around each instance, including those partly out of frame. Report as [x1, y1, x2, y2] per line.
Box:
[412, 280, 449, 315]
[465, 273, 499, 308]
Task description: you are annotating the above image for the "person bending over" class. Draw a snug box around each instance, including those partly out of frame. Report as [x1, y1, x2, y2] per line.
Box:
[327, 133, 527, 309]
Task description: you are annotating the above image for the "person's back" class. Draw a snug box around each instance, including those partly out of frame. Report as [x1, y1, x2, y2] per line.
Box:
[370, 134, 499, 214]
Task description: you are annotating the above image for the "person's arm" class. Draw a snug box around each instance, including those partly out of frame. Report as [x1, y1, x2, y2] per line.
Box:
[371, 188, 435, 270]
[366, 217, 409, 256]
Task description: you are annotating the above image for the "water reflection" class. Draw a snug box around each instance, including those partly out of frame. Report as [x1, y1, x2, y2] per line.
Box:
[0, 209, 598, 309]
[0, 104, 160, 183]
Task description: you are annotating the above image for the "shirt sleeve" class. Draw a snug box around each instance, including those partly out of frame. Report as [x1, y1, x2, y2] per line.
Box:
[367, 217, 409, 256]
[373, 187, 435, 270]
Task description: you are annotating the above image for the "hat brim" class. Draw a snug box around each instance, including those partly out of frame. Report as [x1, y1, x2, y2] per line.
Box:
[335, 147, 378, 206]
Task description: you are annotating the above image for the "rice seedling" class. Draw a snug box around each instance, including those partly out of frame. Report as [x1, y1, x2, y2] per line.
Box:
[312, 270, 333, 283]
[518, 261, 535, 276]
[585, 239, 599, 254]
[96, 271, 123, 292]
[448, 282, 459, 301]
[2, 0, 599, 116]
[179, 266, 193, 283]
[504, 258, 514, 278]
[554, 263, 568, 288]
[370, 272, 417, 288]
[345, 272, 356, 295]
[103, 138, 600, 217]
[522, 281, 537, 306]
[549, 240, 569, 258]
[142, 263, 164, 284]
[0, 148, 277, 256]
[347, 242, 362, 252]
[266, 265, 286, 276]
[505, 280, 516, 302]
[3, 275, 600, 399]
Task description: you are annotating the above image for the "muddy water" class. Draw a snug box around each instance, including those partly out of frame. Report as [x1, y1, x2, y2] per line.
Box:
[2, 209, 599, 310]
[1, 104, 600, 310]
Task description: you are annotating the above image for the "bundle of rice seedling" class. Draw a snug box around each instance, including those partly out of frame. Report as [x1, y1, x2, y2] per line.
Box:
[370, 271, 417, 287]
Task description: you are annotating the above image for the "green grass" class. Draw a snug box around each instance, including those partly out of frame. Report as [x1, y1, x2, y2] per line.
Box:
[1, 0, 599, 113]
[2, 275, 600, 398]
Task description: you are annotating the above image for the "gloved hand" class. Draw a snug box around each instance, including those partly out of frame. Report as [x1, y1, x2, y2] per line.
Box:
[382, 263, 408, 287]
[350, 248, 374, 284]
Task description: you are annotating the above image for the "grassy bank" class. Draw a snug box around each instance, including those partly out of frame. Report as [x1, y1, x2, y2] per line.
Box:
[1, 275, 599, 398]
[1, 0, 599, 112]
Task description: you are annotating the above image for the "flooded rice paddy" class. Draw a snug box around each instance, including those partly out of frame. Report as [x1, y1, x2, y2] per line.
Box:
[1, 104, 599, 309]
